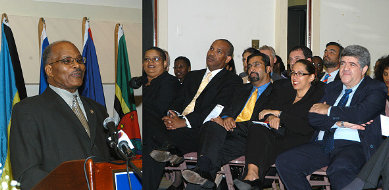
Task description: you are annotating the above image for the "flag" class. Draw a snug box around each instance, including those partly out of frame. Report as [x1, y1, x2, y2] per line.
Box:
[39, 24, 49, 94]
[79, 19, 106, 107]
[0, 19, 23, 187]
[114, 25, 141, 157]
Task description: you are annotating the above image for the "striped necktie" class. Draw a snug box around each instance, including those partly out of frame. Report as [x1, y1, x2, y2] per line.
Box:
[235, 88, 258, 122]
[72, 95, 90, 137]
[322, 89, 353, 153]
[182, 72, 212, 116]
[322, 73, 330, 84]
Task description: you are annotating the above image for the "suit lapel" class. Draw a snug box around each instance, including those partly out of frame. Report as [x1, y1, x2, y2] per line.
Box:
[350, 77, 368, 106]
[201, 69, 226, 95]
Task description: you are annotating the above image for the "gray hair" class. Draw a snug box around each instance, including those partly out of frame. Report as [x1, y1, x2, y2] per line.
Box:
[259, 45, 276, 59]
[340, 45, 370, 69]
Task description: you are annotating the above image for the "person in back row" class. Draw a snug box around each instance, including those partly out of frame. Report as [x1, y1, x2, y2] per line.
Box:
[239, 47, 260, 83]
[320, 42, 344, 84]
[173, 56, 191, 84]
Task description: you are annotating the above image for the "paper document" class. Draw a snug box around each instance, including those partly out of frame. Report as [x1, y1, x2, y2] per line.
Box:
[380, 114, 389, 136]
[252, 121, 271, 129]
[203, 104, 224, 124]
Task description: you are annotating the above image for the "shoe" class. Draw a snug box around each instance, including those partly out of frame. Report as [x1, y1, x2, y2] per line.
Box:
[182, 169, 215, 189]
[149, 150, 184, 165]
[233, 179, 262, 190]
[166, 182, 184, 190]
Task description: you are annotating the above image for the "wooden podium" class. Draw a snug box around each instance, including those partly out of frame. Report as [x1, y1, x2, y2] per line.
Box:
[32, 159, 142, 190]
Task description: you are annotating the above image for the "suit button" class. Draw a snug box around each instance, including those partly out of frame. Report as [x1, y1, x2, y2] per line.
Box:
[370, 145, 374, 148]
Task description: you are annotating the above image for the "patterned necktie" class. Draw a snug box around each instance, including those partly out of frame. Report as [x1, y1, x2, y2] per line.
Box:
[322, 73, 330, 84]
[235, 88, 258, 122]
[322, 89, 353, 153]
[72, 95, 90, 137]
[182, 72, 212, 116]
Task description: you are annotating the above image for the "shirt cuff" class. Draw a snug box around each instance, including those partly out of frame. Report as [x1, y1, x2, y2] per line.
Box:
[182, 115, 192, 128]
[327, 106, 332, 116]
[221, 115, 229, 119]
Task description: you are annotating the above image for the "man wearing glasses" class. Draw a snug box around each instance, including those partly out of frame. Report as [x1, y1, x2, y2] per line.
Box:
[10, 41, 113, 189]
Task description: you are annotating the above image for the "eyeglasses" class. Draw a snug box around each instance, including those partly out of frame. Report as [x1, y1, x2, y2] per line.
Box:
[247, 62, 264, 69]
[144, 57, 161, 63]
[49, 56, 86, 65]
[290, 71, 310, 77]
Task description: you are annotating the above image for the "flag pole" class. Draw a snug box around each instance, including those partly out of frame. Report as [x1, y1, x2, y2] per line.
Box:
[82, 17, 87, 44]
[38, 18, 45, 59]
[114, 23, 120, 80]
[1, 13, 8, 23]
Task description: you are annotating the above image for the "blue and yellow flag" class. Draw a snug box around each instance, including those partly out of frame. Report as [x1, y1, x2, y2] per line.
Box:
[0, 18, 22, 187]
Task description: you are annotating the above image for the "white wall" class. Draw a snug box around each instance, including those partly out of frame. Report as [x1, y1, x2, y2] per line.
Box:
[161, 0, 276, 75]
[319, 0, 389, 73]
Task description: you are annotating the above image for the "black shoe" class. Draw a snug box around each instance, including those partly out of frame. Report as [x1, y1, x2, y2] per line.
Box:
[233, 179, 262, 190]
[149, 150, 184, 165]
[182, 169, 215, 189]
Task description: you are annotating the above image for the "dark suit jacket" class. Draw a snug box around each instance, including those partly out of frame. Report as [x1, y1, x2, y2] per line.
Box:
[10, 87, 113, 190]
[171, 68, 242, 128]
[268, 81, 325, 143]
[308, 76, 387, 159]
[221, 82, 273, 121]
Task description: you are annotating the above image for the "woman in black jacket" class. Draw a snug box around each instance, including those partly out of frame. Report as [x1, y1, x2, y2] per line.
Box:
[235, 59, 325, 189]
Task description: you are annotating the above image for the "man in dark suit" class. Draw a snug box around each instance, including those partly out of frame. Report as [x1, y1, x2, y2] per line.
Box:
[276, 45, 387, 189]
[147, 39, 242, 189]
[181, 52, 273, 189]
[281, 45, 312, 78]
[10, 41, 113, 189]
[320, 42, 343, 84]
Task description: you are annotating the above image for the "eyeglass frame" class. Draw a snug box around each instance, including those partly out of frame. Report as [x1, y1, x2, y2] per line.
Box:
[143, 57, 162, 63]
[290, 71, 311, 77]
[48, 56, 86, 65]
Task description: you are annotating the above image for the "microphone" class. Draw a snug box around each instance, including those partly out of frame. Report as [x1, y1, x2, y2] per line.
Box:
[129, 76, 146, 89]
[103, 117, 119, 148]
[117, 130, 135, 158]
[238, 72, 248, 78]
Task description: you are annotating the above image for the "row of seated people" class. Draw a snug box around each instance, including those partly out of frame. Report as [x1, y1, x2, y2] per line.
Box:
[142, 39, 389, 190]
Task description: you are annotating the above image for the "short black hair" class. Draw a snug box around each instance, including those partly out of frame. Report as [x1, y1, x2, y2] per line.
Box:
[374, 55, 389, 82]
[294, 59, 315, 75]
[144, 46, 166, 61]
[326, 42, 344, 56]
[242, 47, 259, 57]
[289, 45, 312, 59]
[216, 39, 234, 56]
[247, 52, 270, 67]
[174, 56, 191, 68]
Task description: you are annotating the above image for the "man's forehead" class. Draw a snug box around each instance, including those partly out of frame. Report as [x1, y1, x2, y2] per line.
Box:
[248, 56, 264, 63]
[289, 49, 304, 57]
[211, 40, 228, 49]
[341, 56, 360, 64]
[326, 45, 340, 51]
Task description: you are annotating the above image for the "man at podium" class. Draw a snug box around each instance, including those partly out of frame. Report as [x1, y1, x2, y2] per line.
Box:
[9, 41, 113, 189]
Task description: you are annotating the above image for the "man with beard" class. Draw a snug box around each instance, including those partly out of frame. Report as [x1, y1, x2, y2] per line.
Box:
[147, 39, 242, 189]
[320, 42, 344, 84]
[180, 52, 273, 189]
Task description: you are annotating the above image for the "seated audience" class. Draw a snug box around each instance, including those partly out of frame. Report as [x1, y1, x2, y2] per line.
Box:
[181, 52, 274, 189]
[234, 59, 324, 189]
[276, 45, 387, 190]
[147, 39, 242, 189]
[142, 46, 180, 190]
[239, 47, 260, 83]
[10, 41, 114, 189]
[173, 56, 191, 84]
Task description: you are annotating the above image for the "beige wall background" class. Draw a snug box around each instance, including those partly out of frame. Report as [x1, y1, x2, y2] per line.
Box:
[0, 0, 143, 132]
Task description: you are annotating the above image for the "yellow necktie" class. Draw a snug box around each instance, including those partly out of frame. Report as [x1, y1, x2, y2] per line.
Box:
[235, 88, 258, 122]
[182, 72, 212, 116]
[72, 95, 90, 137]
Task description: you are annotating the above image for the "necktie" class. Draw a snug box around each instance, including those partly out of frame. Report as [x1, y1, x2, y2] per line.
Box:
[322, 73, 330, 84]
[72, 95, 90, 137]
[322, 89, 352, 153]
[182, 72, 212, 116]
[235, 88, 258, 122]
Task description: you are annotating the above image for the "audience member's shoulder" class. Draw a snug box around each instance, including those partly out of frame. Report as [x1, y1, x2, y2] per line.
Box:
[272, 78, 292, 90]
